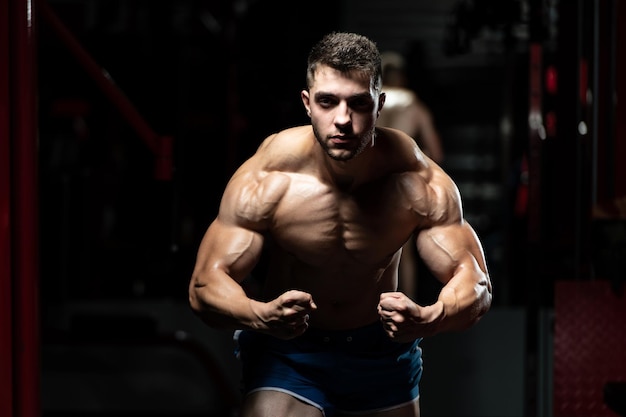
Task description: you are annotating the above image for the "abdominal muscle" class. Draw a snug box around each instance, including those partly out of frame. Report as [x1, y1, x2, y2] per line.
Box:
[261, 247, 401, 330]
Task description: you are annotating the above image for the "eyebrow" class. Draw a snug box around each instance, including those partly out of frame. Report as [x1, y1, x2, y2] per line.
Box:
[314, 91, 373, 101]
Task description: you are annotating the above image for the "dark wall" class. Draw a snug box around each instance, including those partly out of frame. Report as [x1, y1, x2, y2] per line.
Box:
[38, 0, 341, 303]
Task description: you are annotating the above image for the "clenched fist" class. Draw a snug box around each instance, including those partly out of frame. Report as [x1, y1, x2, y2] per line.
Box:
[253, 289, 317, 340]
[377, 292, 444, 342]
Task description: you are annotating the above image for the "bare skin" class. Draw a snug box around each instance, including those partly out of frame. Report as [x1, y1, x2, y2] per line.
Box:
[189, 63, 492, 417]
[241, 391, 421, 417]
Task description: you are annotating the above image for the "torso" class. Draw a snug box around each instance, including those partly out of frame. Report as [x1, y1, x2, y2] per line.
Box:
[235, 126, 437, 329]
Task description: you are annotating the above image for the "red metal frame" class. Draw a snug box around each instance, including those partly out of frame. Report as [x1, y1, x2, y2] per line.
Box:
[0, 0, 14, 416]
[2, 2, 175, 415]
[38, 0, 174, 181]
[10, 0, 41, 416]
[617, 0, 626, 197]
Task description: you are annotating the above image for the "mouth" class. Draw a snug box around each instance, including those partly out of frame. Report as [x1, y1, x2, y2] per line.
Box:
[330, 135, 353, 145]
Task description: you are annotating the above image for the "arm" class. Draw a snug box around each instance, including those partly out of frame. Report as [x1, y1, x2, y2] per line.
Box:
[188, 169, 316, 339]
[415, 220, 492, 331]
[378, 171, 492, 341]
[188, 217, 263, 328]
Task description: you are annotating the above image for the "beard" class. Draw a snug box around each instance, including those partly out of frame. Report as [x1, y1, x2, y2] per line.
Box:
[312, 125, 376, 162]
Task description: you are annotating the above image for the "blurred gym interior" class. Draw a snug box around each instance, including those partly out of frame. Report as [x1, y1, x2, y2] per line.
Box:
[2, 1, 625, 416]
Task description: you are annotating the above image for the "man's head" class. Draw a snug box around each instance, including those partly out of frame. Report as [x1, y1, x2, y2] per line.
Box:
[301, 32, 385, 162]
[305, 32, 383, 94]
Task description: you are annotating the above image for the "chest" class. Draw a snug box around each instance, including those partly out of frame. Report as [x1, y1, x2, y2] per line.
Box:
[270, 176, 415, 266]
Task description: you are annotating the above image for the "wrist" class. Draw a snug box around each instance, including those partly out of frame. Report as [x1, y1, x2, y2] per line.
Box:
[247, 298, 268, 330]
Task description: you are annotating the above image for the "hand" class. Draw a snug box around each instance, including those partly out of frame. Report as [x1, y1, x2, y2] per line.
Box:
[377, 292, 444, 342]
[255, 289, 317, 340]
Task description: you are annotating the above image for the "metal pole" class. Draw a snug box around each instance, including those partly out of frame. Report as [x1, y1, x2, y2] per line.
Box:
[0, 0, 14, 415]
[591, 0, 599, 206]
[12, 0, 41, 416]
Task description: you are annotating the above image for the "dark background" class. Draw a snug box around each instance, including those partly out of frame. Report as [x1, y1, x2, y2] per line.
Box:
[4, 0, 626, 416]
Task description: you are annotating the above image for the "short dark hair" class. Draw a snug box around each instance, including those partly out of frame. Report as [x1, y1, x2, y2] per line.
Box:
[306, 32, 382, 93]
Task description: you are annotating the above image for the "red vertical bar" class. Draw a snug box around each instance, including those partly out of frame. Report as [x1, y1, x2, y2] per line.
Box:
[616, 0, 626, 196]
[0, 0, 14, 415]
[12, 0, 40, 416]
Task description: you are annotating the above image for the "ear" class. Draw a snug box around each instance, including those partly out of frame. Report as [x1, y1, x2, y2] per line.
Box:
[377, 92, 386, 116]
[301, 90, 311, 117]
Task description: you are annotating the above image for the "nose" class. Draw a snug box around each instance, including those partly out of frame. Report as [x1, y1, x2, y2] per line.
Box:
[334, 102, 352, 127]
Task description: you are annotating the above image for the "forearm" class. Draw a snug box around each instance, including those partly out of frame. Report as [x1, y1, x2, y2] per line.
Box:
[436, 267, 492, 333]
[189, 273, 265, 331]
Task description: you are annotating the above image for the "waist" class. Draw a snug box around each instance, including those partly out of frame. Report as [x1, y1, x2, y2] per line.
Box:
[306, 300, 382, 330]
[301, 321, 386, 345]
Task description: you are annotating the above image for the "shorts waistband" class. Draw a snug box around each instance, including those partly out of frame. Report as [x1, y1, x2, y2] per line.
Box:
[300, 321, 386, 345]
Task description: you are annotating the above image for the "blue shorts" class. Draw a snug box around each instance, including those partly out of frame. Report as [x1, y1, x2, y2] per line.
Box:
[234, 322, 423, 416]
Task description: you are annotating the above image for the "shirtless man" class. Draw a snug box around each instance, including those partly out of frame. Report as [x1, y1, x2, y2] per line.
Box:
[188, 32, 492, 417]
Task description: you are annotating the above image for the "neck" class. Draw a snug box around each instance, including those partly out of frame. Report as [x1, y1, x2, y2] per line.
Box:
[323, 143, 375, 191]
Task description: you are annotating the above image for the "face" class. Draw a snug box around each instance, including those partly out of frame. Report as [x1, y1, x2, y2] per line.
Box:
[301, 65, 385, 162]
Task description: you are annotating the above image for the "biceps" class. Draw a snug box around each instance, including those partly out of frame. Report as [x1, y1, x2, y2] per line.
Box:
[416, 222, 486, 283]
[195, 220, 264, 283]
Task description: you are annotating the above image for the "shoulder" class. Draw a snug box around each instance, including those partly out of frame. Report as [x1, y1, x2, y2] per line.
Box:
[219, 169, 291, 229]
[257, 126, 311, 154]
[421, 167, 463, 225]
[376, 126, 427, 168]
[218, 126, 313, 227]
[402, 167, 463, 228]
[377, 128, 462, 225]
[247, 126, 314, 171]
[382, 87, 418, 108]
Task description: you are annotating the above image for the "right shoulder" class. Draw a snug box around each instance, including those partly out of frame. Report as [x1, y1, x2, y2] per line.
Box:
[255, 126, 313, 170]
[217, 126, 313, 228]
[219, 168, 291, 229]
[219, 169, 291, 229]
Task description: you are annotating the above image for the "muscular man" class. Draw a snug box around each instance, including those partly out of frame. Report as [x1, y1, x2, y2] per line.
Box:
[189, 32, 492, 417]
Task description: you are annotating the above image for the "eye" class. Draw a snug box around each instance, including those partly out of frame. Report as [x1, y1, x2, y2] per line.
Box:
[316, 95, 337, 108]
[349, 97, 375, 112]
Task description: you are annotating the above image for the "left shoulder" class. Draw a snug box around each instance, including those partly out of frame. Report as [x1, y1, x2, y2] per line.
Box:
[377, 127, 462, 224]
[375, 126, 429, 171]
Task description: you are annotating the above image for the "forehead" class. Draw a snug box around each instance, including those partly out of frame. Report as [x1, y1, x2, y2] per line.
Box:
[310, 65, 374, 96]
